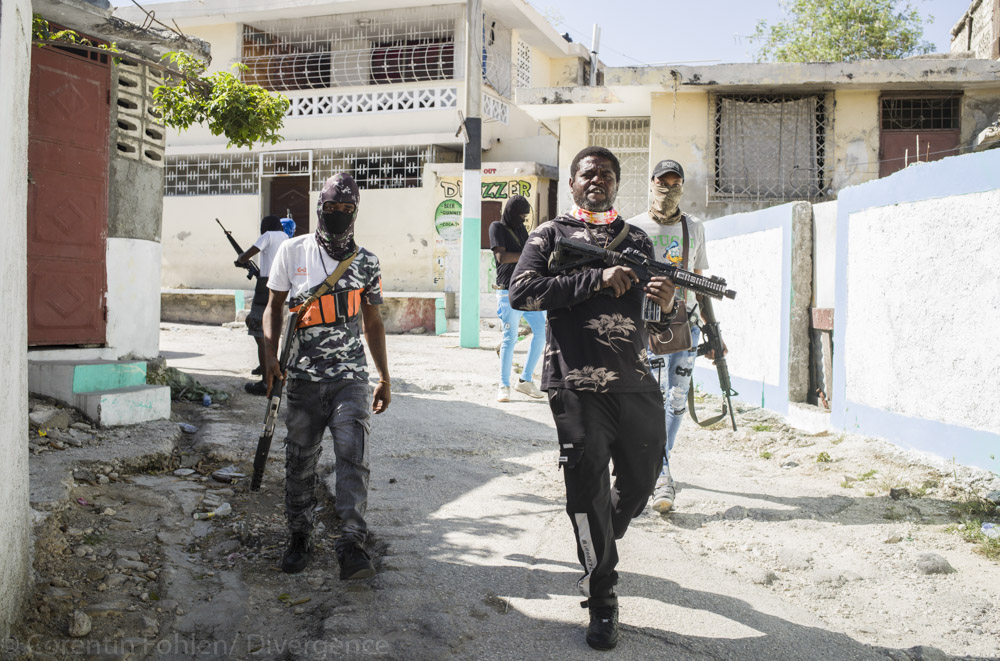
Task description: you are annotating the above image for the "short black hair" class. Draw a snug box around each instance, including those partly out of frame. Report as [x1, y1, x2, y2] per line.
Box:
[570, 146, 621, 182]
[260, 215, 282, 233]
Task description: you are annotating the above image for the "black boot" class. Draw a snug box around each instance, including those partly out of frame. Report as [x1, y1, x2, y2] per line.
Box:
[338, 544, 375, 580]
[585, 603, 619, 650]
[281, 532, 311, 574]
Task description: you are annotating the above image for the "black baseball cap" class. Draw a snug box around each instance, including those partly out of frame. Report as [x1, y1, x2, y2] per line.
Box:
[651, 159, 684, 180]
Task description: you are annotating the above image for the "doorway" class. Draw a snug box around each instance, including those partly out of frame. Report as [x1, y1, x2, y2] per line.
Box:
[27, 43, 111, 346]
[268, 175, 311, 236]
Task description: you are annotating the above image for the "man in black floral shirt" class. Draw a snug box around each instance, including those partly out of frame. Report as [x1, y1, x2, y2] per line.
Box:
[509, 146, 677, 650]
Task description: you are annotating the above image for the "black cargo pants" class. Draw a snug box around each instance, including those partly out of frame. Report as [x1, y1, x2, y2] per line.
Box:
[548, 388, 666, 607]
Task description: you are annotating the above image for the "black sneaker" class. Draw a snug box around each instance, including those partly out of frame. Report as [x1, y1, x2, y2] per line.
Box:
[280, 533, 311, 574]
[338, 544, 375, 580]
[585, 603, 619, 651]
[251, 366, 263, 376]
[244, 381, 268, 396]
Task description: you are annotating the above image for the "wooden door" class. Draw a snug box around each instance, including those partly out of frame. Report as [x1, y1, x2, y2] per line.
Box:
[480, 201, 502, 249]
[269, 175, 311, 236]
[879, 95, 961, 179]
[27, 45, 111, 346]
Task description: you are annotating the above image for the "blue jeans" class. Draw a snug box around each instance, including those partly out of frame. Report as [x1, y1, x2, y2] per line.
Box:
[650, 324, 700, 477]
[496, 290, 546, 387]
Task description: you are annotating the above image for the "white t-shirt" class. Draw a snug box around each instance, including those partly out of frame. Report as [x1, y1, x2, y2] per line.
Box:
[253, 230, 289, 278]
[627, 211, 709, 307]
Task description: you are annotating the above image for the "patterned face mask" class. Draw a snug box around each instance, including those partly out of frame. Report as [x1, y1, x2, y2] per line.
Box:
[315, 173, 360, 260]
[649, 182, 684, 224]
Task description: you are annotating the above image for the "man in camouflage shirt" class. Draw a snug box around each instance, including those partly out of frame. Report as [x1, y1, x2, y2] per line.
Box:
[509, 146, 677, 650]
[263, 173, 391, 579]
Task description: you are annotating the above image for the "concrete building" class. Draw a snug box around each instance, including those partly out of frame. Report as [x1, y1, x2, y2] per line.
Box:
[25, 0, 210, 426]
[0, 0, 33, 640]
[516, 57, 1000, 222]
[952, 0, 1000, 59]
[114, 0, 591, 323]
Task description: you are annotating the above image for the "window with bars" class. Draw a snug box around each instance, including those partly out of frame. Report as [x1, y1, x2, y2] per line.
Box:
[241, 7, 459, 93]
[713, 94, 829, 201]
[165, 146, 459, 196]
[312, 146, 433, 190]
[881, 96, 960, 131]
[588, 118, 651, 220]
[164, 153, 259, 196]
[482, 14, 513, 98]
[515, 39, 531, 89]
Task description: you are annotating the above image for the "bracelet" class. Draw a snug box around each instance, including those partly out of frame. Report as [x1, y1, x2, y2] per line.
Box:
[378, 379, 391, 385]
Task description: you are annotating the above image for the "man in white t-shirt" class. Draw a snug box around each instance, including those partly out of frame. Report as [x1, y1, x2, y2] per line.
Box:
[628, 159, 722, 514]
[236, 215, 288, 394]
[263, 173, 391, 580]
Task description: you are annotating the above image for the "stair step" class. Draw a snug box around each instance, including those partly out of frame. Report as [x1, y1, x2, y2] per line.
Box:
[77, 385, 171, 427]
[29, 360, 148, 403]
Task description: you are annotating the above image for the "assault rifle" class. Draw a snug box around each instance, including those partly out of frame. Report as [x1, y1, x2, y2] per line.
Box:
[215, 218, 260, 281]
[689, 296, 738, 431]
[549, 237, 736, 321]
[250, 310, 298, 491]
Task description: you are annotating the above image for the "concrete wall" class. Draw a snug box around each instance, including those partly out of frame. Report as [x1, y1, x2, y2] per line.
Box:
[833, 149, 1000, 470]
[0, 0, 33, 639]
[106, 239, 162, 358]
[961, 88, 1000, 152]
[556, 116, 588, 212]
[951, 0, 997, 59]
[694, 202, 813, 415]
[650, 92, 711, 214]
[831, 90, 880, 191]
[812, 200, 838, 309]
[108, 155, 163, 241]
[161, 194, 262, 289]
[356, 185, 436, 291]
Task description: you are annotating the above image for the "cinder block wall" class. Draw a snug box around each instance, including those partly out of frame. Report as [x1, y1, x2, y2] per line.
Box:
[833, 150, 1000, 470]
[0, 0, 33, 638]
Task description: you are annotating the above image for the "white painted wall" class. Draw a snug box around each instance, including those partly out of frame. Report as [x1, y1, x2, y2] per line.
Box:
[354, 186, 436, 291]
[812, 200, 837, 309]
[106, 239, 162, 358]
[161, 194, 262, 289]
[0, 0, 33, 638]
[844, 190, 1000, 434]
[703, 227, 784, 389]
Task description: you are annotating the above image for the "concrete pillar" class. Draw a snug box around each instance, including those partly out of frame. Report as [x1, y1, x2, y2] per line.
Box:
[0, 0, 34, 638]
[788, 201, 814, 404]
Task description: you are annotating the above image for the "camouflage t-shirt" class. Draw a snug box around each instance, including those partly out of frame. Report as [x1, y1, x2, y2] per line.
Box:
[267, 235, 383, 383]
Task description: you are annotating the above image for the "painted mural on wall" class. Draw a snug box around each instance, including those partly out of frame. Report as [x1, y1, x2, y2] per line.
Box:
[433, 173, 539, 293]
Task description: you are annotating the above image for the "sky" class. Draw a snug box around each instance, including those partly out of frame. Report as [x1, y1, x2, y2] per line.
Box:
[528, 0, 970, 66]
[112, 0, 972, 66]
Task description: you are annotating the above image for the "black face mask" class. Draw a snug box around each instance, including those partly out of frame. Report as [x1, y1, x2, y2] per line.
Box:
[322, 211, 353, 235]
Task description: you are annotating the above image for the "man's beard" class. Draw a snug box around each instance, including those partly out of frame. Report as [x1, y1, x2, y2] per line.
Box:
[573, 189, 615, 213]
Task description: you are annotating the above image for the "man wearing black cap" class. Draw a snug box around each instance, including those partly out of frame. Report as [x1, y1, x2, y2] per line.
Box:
[627, 159, 715, 514]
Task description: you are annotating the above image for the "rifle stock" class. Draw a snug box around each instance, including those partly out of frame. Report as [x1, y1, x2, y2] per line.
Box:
[250, 311, 298, 491]
[215, 218, 260, 281]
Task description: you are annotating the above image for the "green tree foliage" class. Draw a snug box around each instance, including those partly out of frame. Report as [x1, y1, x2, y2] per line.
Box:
[753, 0, 934, 62]
[32, 16, 288, 149]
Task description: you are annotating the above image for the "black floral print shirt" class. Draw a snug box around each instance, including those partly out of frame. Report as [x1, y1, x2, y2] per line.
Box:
[509, 214, 665, 393]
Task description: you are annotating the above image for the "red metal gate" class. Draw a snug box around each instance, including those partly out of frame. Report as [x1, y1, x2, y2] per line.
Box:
[27, 45, 110, 346]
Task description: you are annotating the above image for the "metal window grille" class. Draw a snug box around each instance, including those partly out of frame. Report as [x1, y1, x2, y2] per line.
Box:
[881, 96, 960, 131]
[482, 14, 513, 98]
[713, 94, 829, 201]
[261, 150, 312, 176]
[241, 6, 459, 92]
[164, 153, 259, 196]
[515, 40, 531, 89]
[588, 118, 651, 220]
[312, 146, 444, 191]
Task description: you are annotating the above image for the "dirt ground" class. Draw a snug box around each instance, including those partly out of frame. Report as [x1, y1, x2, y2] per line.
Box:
[9, 322, 1000, 661]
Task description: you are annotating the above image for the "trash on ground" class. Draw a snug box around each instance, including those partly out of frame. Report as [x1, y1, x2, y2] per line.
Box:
[178, 423, 198, 434]
[212, 465, 246, 483]
[193, 502, 232, 520]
